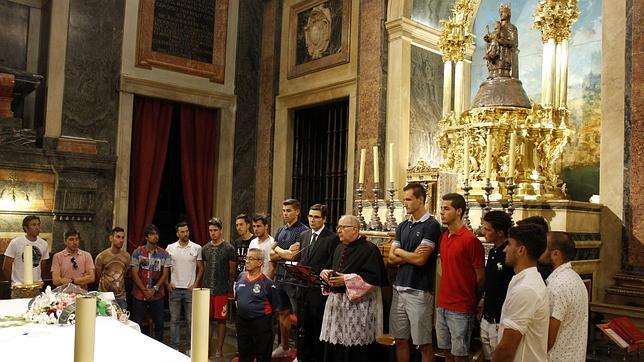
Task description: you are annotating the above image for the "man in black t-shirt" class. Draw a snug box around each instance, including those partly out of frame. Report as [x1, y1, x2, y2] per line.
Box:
[234, 214, 255, 275]
[478, 211, 513, 361]
[388, 183, 441, 362]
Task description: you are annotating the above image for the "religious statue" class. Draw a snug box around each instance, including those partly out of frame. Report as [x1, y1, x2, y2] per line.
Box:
[483, 4, 519, 79]
[471, 4, 531, 108]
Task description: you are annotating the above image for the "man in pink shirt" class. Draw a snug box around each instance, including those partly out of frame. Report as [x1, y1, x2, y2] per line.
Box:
[51, 229, 95, 290]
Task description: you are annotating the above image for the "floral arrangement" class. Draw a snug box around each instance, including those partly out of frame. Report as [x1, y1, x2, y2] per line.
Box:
[0, 284, 127, 328]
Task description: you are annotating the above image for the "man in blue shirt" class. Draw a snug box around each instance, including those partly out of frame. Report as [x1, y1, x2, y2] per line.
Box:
[388, 183, 441, 362]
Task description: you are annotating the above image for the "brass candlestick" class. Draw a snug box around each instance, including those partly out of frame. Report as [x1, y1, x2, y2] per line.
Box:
[461, 179, 473, 230]
[384, 182, 398, 231]
[355, 185, 367, 230]
[11, 280, 43, 299]
[368, 183, 383, 231]
[482, 177, 494, 215]
[506, 177, 518, 224]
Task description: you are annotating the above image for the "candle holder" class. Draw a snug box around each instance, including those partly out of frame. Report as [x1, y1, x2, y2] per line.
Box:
[384, 182, 398, 231]
[368, 183, 383, 231]
[482, 178, 494, 215]
[461, 179, 473, 230]
[506, 177, 518, 224]
[355, 184, 367, 230]
[10, 280, 43, 299]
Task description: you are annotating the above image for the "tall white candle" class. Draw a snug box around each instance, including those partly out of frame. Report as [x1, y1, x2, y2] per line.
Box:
[485, 133, 493, 180]
[23, 245, 33, 284]
[191, 288, 210, 362]
[463, 136, 470, 181]
[388, 143, 395, 184]
[373, 146, 379, 183]
[358, 148, 366, 184]
[508, 132, 517, 179]
[74, 296, 96, 362]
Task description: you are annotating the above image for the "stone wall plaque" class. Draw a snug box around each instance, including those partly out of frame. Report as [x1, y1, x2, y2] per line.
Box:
[136, 0, 229, 83]
[287, 0, 351, 79]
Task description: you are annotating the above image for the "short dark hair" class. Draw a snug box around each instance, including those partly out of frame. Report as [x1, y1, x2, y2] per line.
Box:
[175, 221, 189, 232]
[208, 217, 223, 229]
[64, 229, 80, 240]
[442, 193, 466, 218]
[517, 216, 549, 232]
[309, 204, 328, 218]
[549, 231, 576, 262]
[253, 214, 269, 225]
[110, 226, 125, 235]
[483, 211, 512, 237]
[283, 199, 300, 210]
[235, 213, 251, 225]
[22, 215, 40, 232]
[403, 182, 427, 203]
[508, 224, 547, 261]
[143, 224, 159, 237]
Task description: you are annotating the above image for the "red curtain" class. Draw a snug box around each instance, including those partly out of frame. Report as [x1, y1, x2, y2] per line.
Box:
[179, 104, 219, 245]
[127, 97, 173, 252]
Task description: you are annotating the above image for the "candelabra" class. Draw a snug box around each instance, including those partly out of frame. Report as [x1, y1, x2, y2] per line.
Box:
[384, 182, 398, 231]
[506, 177, 518, 224]
[368, 183, 383, 231]
[482, 178, 494, 215]
[461, 179, 473, 230]
[355, 185, 367, 230]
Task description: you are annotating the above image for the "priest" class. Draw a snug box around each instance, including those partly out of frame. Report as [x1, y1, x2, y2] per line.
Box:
[319, 214, 388, 362]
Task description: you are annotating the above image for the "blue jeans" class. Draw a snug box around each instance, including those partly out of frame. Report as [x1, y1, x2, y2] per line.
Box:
[435, 307, 475, 357]
[131, 297, 165, 343]
[169, 288, 193, 350]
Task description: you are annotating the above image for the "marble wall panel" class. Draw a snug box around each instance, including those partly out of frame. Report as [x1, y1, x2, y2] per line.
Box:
[61, 0, 124, 151]
[231, 0, 262, 225]
[411, 0, 456, 29]
[409, 46, 443, 168]
[0, 0, 28, 71]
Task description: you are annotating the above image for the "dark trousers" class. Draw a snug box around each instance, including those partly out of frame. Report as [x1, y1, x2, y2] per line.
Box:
[300, 301, 326, 362]
[323, 342, 385, 362]
[131, 297, 165, 342]
[236, 314, 273, 362]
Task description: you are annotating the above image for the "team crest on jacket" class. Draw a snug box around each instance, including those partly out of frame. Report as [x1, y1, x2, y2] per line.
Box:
[253, 284, 261, 294]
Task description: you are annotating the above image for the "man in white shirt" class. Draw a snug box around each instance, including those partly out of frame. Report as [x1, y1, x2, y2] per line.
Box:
[493, 224, 549, 362]
[248, 214, 275, 278]
[166, 221, 204, 354]
[540, 231, 588, 362]
[3, 215, 50, 292]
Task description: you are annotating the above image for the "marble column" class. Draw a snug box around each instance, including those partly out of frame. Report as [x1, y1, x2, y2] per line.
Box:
[442, 60, 453, 116]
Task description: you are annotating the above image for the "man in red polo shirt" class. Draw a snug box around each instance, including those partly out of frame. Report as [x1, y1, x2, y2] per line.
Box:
[436, 193, 485, 361]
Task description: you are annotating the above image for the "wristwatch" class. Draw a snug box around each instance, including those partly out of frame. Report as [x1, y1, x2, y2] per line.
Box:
[153, 285, 159, 292]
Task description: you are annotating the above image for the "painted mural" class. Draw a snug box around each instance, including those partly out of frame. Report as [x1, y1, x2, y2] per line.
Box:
[470, 0, 602, 201]
[410, 45, 444, 168]
[411, 0, 457, 29]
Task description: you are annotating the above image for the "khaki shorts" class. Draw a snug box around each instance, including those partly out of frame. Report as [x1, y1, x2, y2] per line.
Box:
[389, 288, 434, 345]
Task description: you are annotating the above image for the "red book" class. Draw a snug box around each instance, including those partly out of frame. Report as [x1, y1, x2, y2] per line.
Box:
[608, 317, 644, 346]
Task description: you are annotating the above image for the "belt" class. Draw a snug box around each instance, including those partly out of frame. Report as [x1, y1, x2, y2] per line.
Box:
[483, 314, 498, 324]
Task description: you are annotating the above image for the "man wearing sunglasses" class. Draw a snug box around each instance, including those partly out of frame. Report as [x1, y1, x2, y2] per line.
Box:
[51, 229, 95, 290]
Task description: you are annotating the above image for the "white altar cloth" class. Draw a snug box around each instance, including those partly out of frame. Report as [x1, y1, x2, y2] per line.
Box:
[0, 298, 189, 361]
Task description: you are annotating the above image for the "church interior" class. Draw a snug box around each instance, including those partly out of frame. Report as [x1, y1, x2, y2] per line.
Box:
[0, 0, 642, 360]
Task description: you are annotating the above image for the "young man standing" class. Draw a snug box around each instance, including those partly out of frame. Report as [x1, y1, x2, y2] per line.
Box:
[234, 248, 279, 362]
[493, 224, 549, 362]
[248, 214, 275, 278]
[270, 199, 309, 358]
[436, 193, 485, 361]
[3, 215, 50, 294]
[478, 211, 514, 361]
[51, 229, 95, 290]
[388, 183, 441, 362]
[201, 217, 236, 359]
[540, 232, 588, 362]
[234, 214, 255, 276]
[131, 224, 172, 342]
[95, 226, 130, 309]
[166, 221, 204, 353]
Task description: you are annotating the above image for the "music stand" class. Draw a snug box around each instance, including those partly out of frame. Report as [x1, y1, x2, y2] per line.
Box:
[277, 262, 329, 362]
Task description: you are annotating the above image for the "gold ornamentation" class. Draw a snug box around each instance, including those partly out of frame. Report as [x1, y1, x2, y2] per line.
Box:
[304, 4, 332, 59]
[438, 0, 476, 62]
[533, 0, 580, 42]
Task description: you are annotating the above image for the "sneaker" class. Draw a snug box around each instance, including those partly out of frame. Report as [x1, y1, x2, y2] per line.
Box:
[271, 346, 291, 358]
